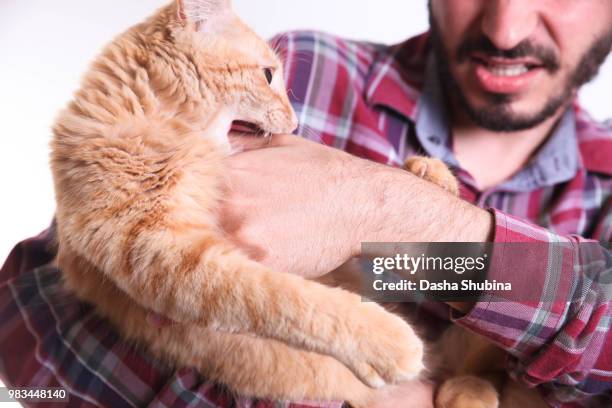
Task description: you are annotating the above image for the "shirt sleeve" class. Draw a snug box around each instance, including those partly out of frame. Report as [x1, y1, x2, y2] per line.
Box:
[452, 208, 612, 405]
[0, 229, 342, 408]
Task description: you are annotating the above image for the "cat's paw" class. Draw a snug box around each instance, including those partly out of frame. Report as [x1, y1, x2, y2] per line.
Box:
[436, 376, 499, 408]
[342, 302, 424, 388]
[405, 156, 459, 196]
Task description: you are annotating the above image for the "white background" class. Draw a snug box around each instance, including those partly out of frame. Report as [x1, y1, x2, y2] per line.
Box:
[0, 0, 610, 402]
[0, 1, 611, 277]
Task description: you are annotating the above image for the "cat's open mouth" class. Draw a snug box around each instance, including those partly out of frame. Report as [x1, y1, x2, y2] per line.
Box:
[230, 121, 270, 137]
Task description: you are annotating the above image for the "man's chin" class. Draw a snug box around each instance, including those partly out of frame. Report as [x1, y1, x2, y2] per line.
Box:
[447, 66, 574, 132]
[456, 86, 571, 132]
[460, 102, 561, 132]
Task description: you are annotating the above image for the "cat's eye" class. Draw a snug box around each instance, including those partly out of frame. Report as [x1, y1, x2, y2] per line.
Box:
[263, 67, 274, 84]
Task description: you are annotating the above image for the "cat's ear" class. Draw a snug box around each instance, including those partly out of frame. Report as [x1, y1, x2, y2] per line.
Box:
[177, 0, 232, 31]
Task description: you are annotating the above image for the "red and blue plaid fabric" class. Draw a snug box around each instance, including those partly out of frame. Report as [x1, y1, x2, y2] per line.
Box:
[1, 30, 611, 407]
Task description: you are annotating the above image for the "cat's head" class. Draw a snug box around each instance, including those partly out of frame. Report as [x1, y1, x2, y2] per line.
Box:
[171, 0, 298, 136]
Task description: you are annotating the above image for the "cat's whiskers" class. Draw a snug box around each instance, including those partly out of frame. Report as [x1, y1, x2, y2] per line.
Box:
[286, 88, 300, 102]
[270, 34, 289, 58]
[298, 123, 325, 145]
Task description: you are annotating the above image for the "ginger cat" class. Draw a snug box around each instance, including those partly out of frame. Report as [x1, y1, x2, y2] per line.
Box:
[50, 0, 424, 406]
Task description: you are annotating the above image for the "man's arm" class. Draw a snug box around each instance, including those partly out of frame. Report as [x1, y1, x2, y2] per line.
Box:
[223, 134, 494, 277]
[224, 134, 612, 404]
[361, 158, 494, 245]
[359, 161, 492, 315]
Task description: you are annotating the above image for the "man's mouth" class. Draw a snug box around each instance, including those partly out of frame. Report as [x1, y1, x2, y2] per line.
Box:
[230, 121, 271, 137]
[470, 55, 545, 94]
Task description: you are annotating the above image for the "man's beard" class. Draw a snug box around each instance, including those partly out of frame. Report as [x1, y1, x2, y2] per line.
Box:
[429, 11, 612, 132]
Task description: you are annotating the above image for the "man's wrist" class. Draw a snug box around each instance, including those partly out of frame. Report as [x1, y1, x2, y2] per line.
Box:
[355, 163, 491, 313]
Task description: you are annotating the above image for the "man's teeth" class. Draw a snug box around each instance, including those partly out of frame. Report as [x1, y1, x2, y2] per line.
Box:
[486, 64, 529, 77]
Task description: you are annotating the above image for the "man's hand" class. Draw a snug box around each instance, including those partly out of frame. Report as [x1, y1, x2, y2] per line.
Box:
[223, 133, 493, 279]
[149, 133, 490, 326]
[222, 134, 379, 278]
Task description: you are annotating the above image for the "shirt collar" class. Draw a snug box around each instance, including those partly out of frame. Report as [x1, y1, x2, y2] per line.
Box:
[414, 54, 458, 168]
[364, 33, 429, 121]
[575, 105, 612, 176]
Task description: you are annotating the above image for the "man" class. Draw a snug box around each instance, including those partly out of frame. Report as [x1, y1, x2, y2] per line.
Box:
[1, 0, 611, 407]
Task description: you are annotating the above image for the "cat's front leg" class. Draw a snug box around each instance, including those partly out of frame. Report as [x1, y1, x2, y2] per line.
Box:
[200, 255, 425, 389]
[169, 324, 422, 407]
[184, 328, 378, 406]
[332, 296, 426, 388]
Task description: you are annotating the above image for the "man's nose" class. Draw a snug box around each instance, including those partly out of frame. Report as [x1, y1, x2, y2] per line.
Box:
[481, 0, 539, 50]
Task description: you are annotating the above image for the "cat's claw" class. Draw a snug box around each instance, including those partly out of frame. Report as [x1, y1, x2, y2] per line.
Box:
[359, 368, 385, 389]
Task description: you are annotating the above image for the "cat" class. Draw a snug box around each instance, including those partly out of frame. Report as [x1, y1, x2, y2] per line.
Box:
[50, 0, 424, 406]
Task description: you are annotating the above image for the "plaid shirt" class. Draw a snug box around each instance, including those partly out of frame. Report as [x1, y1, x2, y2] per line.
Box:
[1, 31, 611, 407]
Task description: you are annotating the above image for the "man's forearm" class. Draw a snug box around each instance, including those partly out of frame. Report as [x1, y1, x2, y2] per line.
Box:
[356, 163, 494, 246]
[353, 162, 495, 313]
